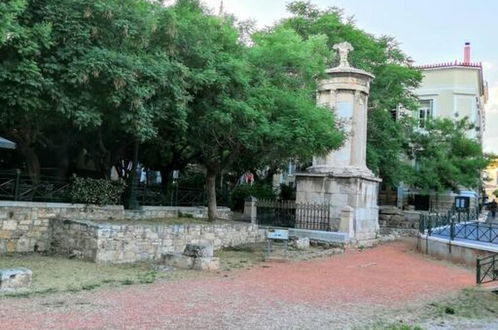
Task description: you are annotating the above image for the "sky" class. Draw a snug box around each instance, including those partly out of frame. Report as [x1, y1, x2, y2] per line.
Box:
[201, 0, 498, 154]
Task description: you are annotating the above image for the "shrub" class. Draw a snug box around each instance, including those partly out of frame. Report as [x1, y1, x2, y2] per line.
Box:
[69, 177, 126, 206]
[230, 183, 276, 211]
[279, 183, 296, 200]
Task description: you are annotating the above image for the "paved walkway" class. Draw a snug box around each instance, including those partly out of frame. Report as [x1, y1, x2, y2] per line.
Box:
[0, 240, 474, 329]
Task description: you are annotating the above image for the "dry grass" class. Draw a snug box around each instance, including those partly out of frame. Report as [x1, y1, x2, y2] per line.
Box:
[0, 253, 196, 297]
[366, 287, 498, 329]
[215, 243, 266, 271]
[93, 217, 234, 226]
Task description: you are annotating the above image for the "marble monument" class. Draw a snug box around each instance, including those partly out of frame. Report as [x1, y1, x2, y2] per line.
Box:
[295, 42, 381, 242]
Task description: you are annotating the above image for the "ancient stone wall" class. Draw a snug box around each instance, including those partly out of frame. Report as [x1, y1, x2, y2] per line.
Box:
[0, 201, 232, 254]
[378, 206, 420, 229]
[0, 206, 51, 253]
[51, 219, 263, 263]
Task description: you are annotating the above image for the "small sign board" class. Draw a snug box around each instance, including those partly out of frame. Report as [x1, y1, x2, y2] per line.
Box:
[267, 229, 289, 240]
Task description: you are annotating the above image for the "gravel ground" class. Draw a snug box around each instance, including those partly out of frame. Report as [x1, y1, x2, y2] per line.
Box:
[0, 239, 478, 329]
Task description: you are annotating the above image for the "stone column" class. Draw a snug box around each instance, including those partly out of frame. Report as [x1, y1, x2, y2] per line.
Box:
[308, 47, 374, 175]
[295, 42, 381, 243]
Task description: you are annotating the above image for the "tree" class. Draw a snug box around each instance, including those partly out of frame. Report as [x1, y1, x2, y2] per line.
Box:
[279, 1, 422, 186]
[0, 0, 25, 44]
[0, 0, 53, 181]
[407, 118, 490, 196]
[0, 0, 188, 181]
[163, 1, 343, 221]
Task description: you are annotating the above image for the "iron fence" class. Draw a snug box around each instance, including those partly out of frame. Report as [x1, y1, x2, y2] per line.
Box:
[256, 199, 331, 231]
[0, 170, 71, 203]
[417, 208, 497, 242]
[477, 253, 498, 284]
[0, 170, 229, 207]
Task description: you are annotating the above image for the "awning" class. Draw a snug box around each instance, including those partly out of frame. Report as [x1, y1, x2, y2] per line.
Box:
[0, 137, 16, 149]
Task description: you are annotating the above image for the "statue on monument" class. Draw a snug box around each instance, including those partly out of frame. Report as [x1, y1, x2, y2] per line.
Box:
[295, 41, 380, 242]
[333, 41, 354, 68]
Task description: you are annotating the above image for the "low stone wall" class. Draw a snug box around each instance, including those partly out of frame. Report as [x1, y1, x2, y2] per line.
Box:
[0, 207, 51, 253]
[418, 235, 497, 267]
[51, 219, 262, 263]
[0, 201, 232, 254]
[379, 206, 420, 229]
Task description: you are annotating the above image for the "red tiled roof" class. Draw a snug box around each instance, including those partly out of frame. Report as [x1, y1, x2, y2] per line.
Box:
[415, 61, 482, 70]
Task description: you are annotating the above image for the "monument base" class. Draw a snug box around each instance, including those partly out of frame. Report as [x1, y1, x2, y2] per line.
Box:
[295, 171, 381, 242]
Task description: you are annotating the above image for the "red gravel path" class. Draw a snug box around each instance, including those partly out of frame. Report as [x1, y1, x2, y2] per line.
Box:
[0, 240, 474, 329]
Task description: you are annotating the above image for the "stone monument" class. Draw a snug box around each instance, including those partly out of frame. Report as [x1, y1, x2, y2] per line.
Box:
[295, 42, 381, 242]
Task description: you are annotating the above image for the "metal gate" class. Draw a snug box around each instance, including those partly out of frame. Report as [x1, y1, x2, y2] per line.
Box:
[256, 200, 332, 231]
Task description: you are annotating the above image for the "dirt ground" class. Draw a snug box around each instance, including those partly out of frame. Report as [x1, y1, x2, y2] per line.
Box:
[0, 239, 492, 329]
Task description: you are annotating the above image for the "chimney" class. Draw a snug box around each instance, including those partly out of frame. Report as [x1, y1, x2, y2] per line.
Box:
[464, 42, 471, 63]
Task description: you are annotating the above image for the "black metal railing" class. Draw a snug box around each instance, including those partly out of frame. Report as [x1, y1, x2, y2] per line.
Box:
[0, 170, 229, 207]
[0, 170, 72, 203]
[477, 253, 498, 284]
[418, 208, 498, 242]
[256, 199, 331, 231]
[135, 184, 208, 207]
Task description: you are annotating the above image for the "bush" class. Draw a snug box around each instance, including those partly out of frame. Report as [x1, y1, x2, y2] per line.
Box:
[279, 183, 295, 200]
[230, 183, 276, 211]
[69, 177, 126, 206]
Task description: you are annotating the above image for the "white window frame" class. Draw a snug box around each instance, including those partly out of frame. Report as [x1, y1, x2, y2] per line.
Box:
[418, 99, 433, 128]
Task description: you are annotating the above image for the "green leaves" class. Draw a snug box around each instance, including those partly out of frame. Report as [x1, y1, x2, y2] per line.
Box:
[407, 118, 490, 193]
[69, 177, 126, 205]
[281, 1, 422, 186]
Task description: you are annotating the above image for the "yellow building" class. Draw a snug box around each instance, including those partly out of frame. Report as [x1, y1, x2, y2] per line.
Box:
[484, 159, 498, 202]
[415, 43, 487, 143]
[386, 43, 489, 211]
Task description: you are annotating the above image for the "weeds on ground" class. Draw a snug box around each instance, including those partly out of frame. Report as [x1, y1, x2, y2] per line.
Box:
[424, 287, 498, 319]
[0, 253, 192, 298]
[94, 217, 213, 226]
[215, 243, 265, 271]
[367, 287, 498, 329]
[369, 321, 423, 330]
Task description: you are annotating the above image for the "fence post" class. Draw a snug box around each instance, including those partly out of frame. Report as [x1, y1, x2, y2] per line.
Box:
[450, 218, 455, 241]
[494, 255, 497, 281]
[476, 221, 480, 241]
[339, 206, 355, 239]
[14, 168, 21, 201]
[243, 196, 258, 224]
[476, 258, 481, 284]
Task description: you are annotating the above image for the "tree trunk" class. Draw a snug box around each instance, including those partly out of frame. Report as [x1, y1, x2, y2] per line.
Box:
[206, 167, 217, 222]
[19, 144, 41, 184]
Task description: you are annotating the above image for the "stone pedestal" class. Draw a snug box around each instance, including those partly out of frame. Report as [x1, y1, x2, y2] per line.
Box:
[296, 173, 380, 241]
[295, 42, 381, 242]
[0, 268, 32, 291]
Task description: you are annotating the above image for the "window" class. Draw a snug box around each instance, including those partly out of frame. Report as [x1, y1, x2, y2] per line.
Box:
[455, 197, 470, 210]
[418, 100, 433, 128]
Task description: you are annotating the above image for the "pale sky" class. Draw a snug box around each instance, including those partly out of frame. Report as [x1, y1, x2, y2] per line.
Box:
[202, 0, 498, 154]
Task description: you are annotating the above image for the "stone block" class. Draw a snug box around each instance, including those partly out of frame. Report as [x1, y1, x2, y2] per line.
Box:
[0, 268, 32, 291]
[161, 253, 194, 269]
[291, 237, 310, 250]
[193, 257, 220, 271]
[183, 243, 213, 258]
[6, 241, 16, 253]
[2, 220, 17, 231]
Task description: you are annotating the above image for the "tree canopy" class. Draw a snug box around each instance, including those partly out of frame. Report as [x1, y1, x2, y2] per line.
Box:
[279, 1, 422, 186]
[407, 118, 490, 193]
[0, 0, 488, 218]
